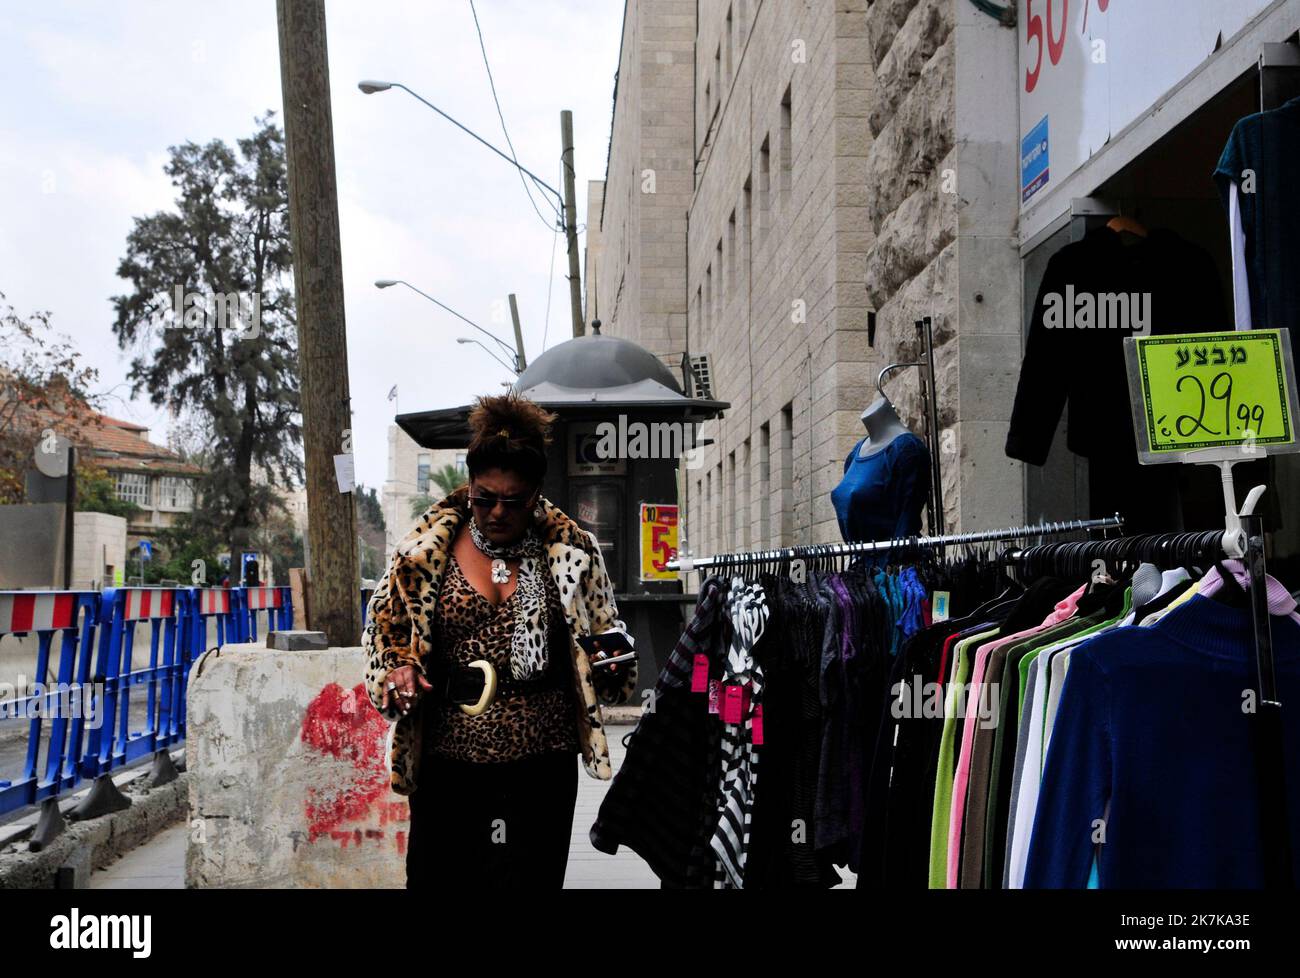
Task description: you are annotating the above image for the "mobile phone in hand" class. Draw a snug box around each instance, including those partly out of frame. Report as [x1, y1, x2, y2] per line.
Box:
[579, 629, 636, 666]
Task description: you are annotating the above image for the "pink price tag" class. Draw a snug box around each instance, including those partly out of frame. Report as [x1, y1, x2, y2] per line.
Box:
[691, 653, 709, 693]
[707, 679, 721, 714]
[751, 704, 764, 746]
[721, 684, 748, 724]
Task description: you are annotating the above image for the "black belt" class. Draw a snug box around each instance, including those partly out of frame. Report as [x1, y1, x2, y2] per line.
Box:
[442, 662, 565, 706]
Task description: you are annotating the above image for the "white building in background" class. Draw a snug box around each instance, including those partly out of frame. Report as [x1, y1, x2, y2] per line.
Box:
[381, 425, 466, 555]
[282, 486, 309, 539]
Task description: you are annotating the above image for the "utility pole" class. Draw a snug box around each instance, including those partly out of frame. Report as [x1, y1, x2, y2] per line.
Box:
[62, 446, 76, 589]
[508, 293, 526, 371]
[560, 110, 584, 338]
[276, 0, 360, 646]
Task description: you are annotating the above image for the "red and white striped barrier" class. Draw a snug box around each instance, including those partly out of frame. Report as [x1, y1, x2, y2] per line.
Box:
[0, 592, 80, 634]
[244, 587, 282, 610]
[120, 588, 176, 621]
[198, 589, 232, 615]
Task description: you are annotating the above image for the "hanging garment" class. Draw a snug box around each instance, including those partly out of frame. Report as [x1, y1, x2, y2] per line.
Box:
[1005, 226, 1227, 532]
[711, 578, 769, 888]
[831, 433, 931, 544]
[1025, 592, 1300, 888]
[745, 573, 842, 888]
[1005, 590, 1131, 889]
[1214, 96, 1300, 339]
[589, 577, 726, 888]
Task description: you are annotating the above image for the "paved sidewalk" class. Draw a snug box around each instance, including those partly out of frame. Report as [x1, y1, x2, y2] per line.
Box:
[88, 727, 854, 889]
[90, 726, 658, 889]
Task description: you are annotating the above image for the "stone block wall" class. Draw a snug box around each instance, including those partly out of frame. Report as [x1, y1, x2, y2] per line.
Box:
[186, 644, 409, 888]
[590, 0, 695, 360]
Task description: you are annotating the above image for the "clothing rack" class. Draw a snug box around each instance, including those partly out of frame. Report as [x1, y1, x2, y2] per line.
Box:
[664, 514, 1124, 572]
[1001, 517, 1291, 888]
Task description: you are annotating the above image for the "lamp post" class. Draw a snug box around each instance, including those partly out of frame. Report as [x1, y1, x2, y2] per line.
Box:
[456, 337, 518, 375]
[359, 78, 584, 337]
[358, 80, 563, 212]
[374, 278, 521, 369]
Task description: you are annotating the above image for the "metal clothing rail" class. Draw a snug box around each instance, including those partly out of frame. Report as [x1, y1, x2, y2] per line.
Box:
[664, 514, 1124, 572]
[997, 516, 1290, 888]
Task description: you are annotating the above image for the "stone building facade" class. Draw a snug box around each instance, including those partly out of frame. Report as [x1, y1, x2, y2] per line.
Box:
[380, 426, 466, 554]
[590, 0, 1027, 560]
[586, 0, 695, 367]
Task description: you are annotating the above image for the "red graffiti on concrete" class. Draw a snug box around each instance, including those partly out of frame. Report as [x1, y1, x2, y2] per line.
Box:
[300, 682, 391, 842]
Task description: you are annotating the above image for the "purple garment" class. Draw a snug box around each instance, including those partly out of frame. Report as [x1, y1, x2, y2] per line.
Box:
[832, 575, 870, 871]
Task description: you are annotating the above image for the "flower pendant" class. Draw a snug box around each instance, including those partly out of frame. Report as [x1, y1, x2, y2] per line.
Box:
[490, 558, 511, 584]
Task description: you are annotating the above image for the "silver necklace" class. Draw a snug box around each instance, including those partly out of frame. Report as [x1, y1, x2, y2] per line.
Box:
[469, 517, 524, 583]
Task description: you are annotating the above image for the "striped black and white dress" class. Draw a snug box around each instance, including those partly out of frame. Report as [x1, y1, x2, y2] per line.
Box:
[710, 576, 770, 888]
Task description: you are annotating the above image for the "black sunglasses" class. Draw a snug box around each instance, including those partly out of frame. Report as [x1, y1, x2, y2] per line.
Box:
[468, 493, 533, 511]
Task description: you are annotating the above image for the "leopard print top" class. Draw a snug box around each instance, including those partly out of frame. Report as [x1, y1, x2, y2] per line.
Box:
[421, 551, 579, 763]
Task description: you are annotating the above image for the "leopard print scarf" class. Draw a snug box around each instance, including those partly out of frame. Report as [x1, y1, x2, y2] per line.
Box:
[468, 516, 550, 680]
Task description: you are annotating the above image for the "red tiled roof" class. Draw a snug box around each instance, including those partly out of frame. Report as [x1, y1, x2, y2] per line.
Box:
[9, 400, 203, 476]
[96, 413, 149, 432]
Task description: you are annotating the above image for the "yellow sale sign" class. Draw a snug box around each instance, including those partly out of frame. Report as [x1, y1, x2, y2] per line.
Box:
[1125, 330, 1298, 462]
[639, 504, 678, 581]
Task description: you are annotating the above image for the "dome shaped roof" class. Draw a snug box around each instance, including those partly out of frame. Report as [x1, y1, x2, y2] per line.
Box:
[514, 332, 682, 397]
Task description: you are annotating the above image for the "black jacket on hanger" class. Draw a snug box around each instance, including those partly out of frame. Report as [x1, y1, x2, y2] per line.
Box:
[1006, 226, 1228, 467]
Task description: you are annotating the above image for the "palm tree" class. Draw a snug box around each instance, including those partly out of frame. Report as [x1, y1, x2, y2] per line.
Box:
[409, 464, 466, 518]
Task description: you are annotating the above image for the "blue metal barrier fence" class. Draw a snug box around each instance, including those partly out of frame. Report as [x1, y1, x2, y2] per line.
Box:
[0, 584, 300, 818]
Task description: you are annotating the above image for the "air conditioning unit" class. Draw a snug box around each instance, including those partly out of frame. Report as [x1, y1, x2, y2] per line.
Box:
[682, 353, 714, 400]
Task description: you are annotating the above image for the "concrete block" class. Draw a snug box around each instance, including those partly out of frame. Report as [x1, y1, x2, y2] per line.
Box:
[186, 644, 408, 888]
[266, 631, 329, 651]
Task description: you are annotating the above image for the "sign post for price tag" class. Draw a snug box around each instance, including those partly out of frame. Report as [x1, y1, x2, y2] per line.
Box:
[1124, 328, 1299, 555]
[1125, 327, 1299, 888]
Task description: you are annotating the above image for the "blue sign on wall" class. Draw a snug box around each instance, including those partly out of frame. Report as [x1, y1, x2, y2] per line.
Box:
[1021, 115, 1050, 204]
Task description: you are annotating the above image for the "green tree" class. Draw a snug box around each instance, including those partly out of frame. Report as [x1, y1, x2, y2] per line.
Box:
[354, 484, 386, 579]
[110, 114, 302, 563]
[407, 465, 466, 518]
[0, 292, 102, 503]
[142, 522, 222, 586]
[75, 463, 141, 521]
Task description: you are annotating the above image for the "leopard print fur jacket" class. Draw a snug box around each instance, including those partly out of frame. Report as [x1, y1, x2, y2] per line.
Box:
[362, 485, 638, 794]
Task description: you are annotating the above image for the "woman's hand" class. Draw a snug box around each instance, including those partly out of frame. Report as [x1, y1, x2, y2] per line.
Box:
[382, 664, 434, 716]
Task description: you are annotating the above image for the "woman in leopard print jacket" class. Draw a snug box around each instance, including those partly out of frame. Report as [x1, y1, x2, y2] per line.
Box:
[362, 393, 637, 888]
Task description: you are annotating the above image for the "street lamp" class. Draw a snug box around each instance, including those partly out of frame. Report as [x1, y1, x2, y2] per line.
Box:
[374, 278, 518, 365]
[358, 79, 564, 216]
[457, 337, 517, 375]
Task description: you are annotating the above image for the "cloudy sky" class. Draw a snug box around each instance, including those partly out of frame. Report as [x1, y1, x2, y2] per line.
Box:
[0, 0, 624, 493]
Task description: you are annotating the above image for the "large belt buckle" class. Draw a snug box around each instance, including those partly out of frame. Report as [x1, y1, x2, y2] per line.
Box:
[459, 660, 497, 716]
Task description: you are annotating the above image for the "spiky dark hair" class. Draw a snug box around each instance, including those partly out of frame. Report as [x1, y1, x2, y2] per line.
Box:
[465, 391, 558, 486]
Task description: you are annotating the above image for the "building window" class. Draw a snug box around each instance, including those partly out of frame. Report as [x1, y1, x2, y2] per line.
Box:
[454, 453, 467, 476]
[416, 453, 431, 493]
[758, 134, 771, 243]
[715, 239, 724, 317]
[726, 213, 736, 298]
[725, 5, 734, 79]
[704, 264, 713, 341]
[743, 177, 752, 275]
[713, 43, 722, 112]
[114, 472, 151, 507]
[158, 476, 193, 509]
[779, 84, 793, 198]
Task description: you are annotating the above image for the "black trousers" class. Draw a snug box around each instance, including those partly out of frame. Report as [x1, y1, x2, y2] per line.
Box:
[405, 749, 579, 889]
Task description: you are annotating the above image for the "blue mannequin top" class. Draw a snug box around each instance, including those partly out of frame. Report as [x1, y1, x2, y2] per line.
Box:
[830, 433, 931, 544]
